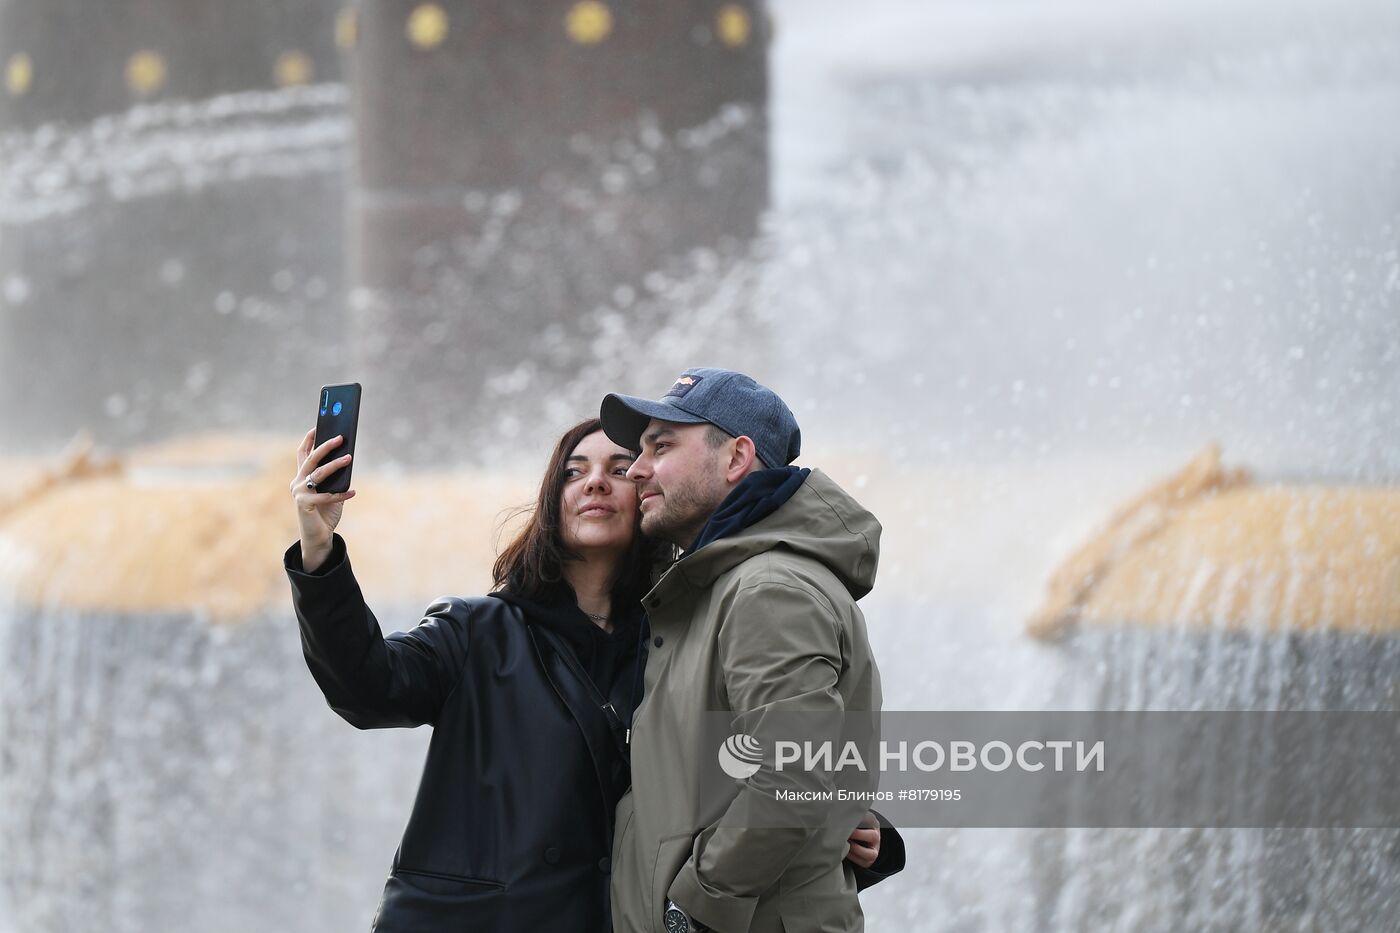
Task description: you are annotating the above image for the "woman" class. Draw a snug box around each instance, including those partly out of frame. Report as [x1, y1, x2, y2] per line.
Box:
[285, 419, 897, 931]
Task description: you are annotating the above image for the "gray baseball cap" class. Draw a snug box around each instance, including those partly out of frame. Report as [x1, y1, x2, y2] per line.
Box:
[600, 368, 801, 469]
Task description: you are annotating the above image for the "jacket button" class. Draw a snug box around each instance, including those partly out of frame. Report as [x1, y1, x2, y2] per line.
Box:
[544, 847, 561, 865]
[597, 857, 611, 873]
[653, 636, 664, 648]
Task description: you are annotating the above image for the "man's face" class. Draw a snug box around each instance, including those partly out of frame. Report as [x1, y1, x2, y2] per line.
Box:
[626, 420, 730, 547]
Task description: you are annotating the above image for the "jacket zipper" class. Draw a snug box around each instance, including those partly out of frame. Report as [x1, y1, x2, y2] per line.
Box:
[603, 701, 628, 744]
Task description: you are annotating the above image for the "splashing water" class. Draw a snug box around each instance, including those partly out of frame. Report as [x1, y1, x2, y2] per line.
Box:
[2, 0, 1399, 929]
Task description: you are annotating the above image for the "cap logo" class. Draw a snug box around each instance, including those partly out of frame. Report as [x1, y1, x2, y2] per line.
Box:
[664, 374, 703, 398]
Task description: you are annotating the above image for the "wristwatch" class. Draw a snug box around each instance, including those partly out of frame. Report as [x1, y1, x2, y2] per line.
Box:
[664, 899, 711, 932]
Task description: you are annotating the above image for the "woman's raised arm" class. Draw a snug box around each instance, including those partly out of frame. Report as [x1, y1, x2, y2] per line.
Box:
[285, 534, 471, 729]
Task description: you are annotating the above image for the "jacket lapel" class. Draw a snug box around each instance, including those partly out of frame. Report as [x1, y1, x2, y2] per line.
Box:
[525, 625, 628, 836]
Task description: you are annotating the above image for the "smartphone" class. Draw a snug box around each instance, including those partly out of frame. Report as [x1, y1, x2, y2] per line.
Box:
[313, 383, 361, 494]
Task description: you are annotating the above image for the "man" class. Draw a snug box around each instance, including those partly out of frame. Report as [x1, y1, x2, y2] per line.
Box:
[600, 368, 900, 933]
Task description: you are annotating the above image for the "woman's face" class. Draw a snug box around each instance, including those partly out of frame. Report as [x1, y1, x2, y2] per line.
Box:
[559, 430, 639, 555]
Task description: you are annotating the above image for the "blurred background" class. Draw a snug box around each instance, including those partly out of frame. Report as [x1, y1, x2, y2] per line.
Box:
[1, 0, 1398, 929]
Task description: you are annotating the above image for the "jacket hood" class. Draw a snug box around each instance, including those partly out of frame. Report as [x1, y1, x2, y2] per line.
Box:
[674, 469, 881, 599]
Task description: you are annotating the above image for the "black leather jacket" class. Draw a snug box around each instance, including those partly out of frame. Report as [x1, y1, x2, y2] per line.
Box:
[286, 534, 638, 931]
[285, 534, 903, 931]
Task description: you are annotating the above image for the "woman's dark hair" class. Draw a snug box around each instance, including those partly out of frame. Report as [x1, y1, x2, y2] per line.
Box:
[492, 418, 661, 606]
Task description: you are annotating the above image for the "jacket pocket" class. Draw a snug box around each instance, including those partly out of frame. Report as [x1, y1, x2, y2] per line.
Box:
[371, 869, 505, 932]
[393, 867, 504, 889]
[651, 833, 697, 933]
[776, 894, 864, 933]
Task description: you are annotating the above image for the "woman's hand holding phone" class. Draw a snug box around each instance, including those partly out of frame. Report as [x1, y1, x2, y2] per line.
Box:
[292, 428, 356, 572]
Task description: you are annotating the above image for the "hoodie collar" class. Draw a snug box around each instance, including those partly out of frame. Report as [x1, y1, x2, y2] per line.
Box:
[649, 469, 880, 599]
[687, 466, 810, 554]
[491, 588, 639, 662]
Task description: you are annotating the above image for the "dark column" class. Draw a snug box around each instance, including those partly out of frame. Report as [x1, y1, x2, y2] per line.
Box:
[0, 1, 348, 454]
[346, 0, 770, 455]
[0, 0, 346, 128]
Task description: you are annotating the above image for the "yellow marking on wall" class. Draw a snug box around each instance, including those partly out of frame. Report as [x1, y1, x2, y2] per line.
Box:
[336, 8, 359, 50]
[0, 434, 532, 622]
[717, 4, 752, 48]
[4, 52, 33, 97]
[126, 50, 167, 96]
[407, 4, 450, 49]
[566, 1, 613, 45]
[274, 50, 314, 87]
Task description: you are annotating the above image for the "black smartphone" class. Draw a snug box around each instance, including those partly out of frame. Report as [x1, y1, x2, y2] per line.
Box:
[313, 383, 361, 494]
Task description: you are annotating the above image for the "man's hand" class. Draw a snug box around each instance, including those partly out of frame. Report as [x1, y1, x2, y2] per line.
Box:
[844, 810, 881, 869]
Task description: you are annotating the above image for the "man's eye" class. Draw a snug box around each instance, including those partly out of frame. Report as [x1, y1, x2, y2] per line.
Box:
[614, 468, 630, 476]
[654, 443, 668, 453]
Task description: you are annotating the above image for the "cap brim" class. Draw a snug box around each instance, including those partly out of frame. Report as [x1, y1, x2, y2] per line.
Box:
[600, 393, 709, 451]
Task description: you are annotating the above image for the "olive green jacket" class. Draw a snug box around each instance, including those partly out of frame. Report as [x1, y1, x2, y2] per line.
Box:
[610, 469, 883, 933]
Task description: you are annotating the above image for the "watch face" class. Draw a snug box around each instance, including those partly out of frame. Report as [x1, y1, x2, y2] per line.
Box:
[663, 905, 688, 933]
